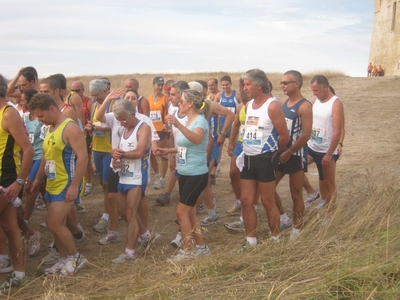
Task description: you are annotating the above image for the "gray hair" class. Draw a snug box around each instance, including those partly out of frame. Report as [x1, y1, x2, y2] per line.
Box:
[241, 69, 271, 94]
[89, 79, 107, 93]
[113, 99, 136, 118]
[0, 75, 7, 98]
[182, 89, 211, 119]
[284, 70, 303, 89]
[171, 80, 189, 95]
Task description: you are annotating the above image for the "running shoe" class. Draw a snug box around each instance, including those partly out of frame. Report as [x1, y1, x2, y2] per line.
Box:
[170, 232, 182, 248]
[304, 191, 320, 208]
[315, 199, 327, 210]
[76, 202, 86, 214]
[59, 254, 87, 276]
[40, 247, 60, 265]
[167, 249, 194, 263]
[226, 203, 242, 216]
[289, 230, 301, 242]
[200, 214, 220, 226]
[197, 204, 206, 214]
[98, 231, 120, 245]
[154, 174, 165, 190]
[279, 218, 293, 232]
[224, 220, 245, 232]
[28, 230, 41, 256]
[156, 193, 170, 206]
[93, 218, 109, 233]
[195, 245, 210, 257]
[139, 231, 160, 251]
[44, 260, 65, 275]
[83, 184, 93, 196]
[0, 259, 13, 274]
[111, 251, 136, 264]
[0, 272, 27, 290]
[74, 232, 88, 249]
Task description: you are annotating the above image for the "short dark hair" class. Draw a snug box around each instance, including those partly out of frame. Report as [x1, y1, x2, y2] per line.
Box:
[21, 70, 36, 83]
[23, 66, 38, 79]
[284, 70, 303, 89]
[0, 75, 8, 98]
[42, 76, 62, 91]
[221, 75, 232, 84]
[29, 93, 58, 111]
[196, 80, 207, 90]
[50, 73, 67, 90]
[22, 89, 38, 103]
[310, 75, 330, 87]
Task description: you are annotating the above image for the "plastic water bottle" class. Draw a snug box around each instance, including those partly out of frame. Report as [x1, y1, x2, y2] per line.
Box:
[0, 186, 22, 207]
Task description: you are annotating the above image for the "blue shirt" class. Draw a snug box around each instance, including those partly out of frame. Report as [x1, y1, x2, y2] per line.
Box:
[176, 115, 208, 176]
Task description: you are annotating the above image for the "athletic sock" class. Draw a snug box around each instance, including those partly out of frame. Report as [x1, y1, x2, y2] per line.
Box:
[141, 230, 151, 240]
[125, 248, 135, 256]
[102, 213, 109, 222]
[246, 236, 257, 246]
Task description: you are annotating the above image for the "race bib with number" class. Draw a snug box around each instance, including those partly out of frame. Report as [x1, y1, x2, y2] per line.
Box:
[120, 159, 135, 178]
[150, 110, 162, 122]
[177, 147, 187, 165]
[243, 128, 262, 145]
[311, 126, 325, 143]
[45, 160, 56, 180]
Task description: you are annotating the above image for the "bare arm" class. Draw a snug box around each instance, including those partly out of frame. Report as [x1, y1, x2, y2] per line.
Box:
[62, 106, 79, 125]
[141, 97, 150, 117]
[95, 89, 123, 123]
[70, 92, 85, 125]
[64, 122, 88, 202]
[6, 68, 23, 98]
[268, 101, 290, 151]
[325, 99, 344, 159]
[210, 101, 235, 145]
[227, 103, 242, 156]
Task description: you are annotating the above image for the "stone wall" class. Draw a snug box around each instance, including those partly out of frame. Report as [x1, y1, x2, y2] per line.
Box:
[370, 0, 400, 75]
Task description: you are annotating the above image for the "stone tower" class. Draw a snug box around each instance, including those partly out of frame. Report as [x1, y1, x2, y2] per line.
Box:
[370, 0, 400, 75]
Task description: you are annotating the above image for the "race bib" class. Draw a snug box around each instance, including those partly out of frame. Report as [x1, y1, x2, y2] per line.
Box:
[120, 159, 135, 178]
[45, 160, 56, 180]
[39, 125, 48, 140]
[28, 133, 34, 144]
[150, 110, 161, 122]
[177, 147, 187, 165]
[311, 126, 325, 143]
[285, 118, 293, 135]
[243, 128, 262, 145]
[238, 124, 245, 140]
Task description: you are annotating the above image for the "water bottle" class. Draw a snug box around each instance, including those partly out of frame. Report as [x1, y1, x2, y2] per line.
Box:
[0, 186, 22, 207]
[114, 158, 121, 169]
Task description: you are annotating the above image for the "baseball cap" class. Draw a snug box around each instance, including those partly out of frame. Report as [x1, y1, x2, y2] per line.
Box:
[188, 81, 203, 94]
[153, 76, 165, 84]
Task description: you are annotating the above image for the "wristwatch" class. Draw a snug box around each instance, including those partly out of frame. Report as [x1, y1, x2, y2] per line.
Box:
[338, 142, 343, 147]
[16, 178, 26, 186]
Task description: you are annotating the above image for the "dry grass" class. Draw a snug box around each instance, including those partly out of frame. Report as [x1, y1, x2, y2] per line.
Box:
[67, 70, 347, 99]
[5, 171, 400, 299]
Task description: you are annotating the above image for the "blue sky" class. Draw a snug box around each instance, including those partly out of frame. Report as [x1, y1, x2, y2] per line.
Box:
[0, 0, 374, 78]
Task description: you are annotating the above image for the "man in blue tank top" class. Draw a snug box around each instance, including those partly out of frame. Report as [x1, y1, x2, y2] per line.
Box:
[274, 70, 312, 241]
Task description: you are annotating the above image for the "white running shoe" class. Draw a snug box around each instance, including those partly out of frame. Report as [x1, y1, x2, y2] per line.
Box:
[279, 218, 293, 232]
[167, 249, 194, 263]
[224, 220, 245, 232]
[40, 247, 60, 265]
[200, 214, 220, 226]
[139, 231, 160, 251]
[304, 191, 320, 208]
[111, 251, 136, 264]
[0, 259, 13, 274]
[195, 245, 210, 257]
[93, 218, 109, 233]
[226, 203, 242, 216]
[98, 231, 120, 245]
[83, 184, 93, 196]
[44, 260, 65, 275]
[59, 254, 87, 276]
[170, 232, 182, 248]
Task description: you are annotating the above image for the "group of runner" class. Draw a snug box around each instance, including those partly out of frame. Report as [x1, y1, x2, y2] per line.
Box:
[0, 66, 344, 289]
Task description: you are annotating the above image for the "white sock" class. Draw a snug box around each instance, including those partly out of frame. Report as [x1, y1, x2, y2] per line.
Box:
[271, 235, 280, 241]
[86, 183, 92, 187]
[102, 213, 109, 222]
[125, 248, 135, 256]
[109, 230, 119, 236]
[246, 236, 257, 246]
[239, 215, 244, 223]
[254, 205, 258, 211]
[280, 213, 289, 222]
[141, 230, 151, 240]
[14, 271, 25, 280]
[236, 199, 241, 205]
[292, 228, 300, 234]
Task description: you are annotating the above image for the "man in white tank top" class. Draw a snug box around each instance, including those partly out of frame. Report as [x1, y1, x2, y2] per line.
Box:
[239, 69, 289, 248]
[308, 75, 344, 217]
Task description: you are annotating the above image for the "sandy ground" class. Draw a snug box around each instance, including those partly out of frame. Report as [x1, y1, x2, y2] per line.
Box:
[2, 75, 400, 297]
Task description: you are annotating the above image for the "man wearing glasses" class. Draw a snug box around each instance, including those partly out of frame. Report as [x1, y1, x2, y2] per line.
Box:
[274, 70, 312, 241]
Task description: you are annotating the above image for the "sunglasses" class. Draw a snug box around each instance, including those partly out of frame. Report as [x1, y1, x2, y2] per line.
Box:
[71, 89, 81, 93]
[280, 81, 297, 85]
